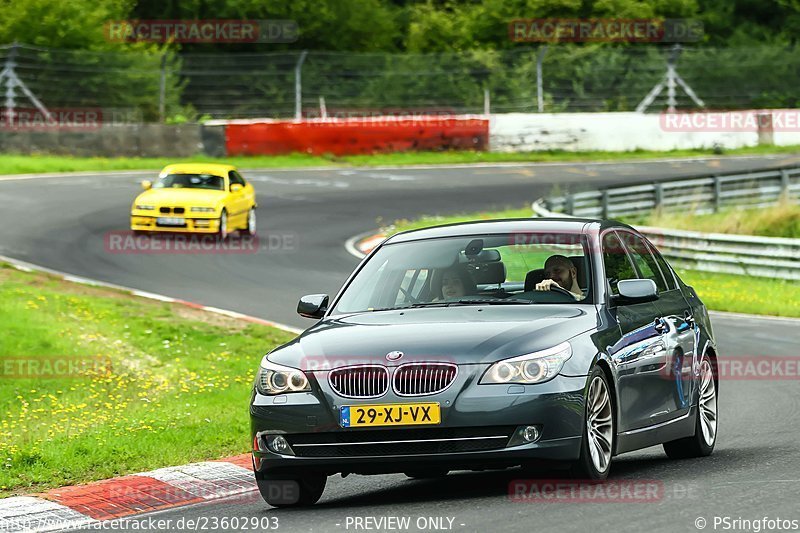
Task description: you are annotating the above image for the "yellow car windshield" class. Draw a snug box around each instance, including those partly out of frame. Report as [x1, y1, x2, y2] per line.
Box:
[154, 173, 224, 191]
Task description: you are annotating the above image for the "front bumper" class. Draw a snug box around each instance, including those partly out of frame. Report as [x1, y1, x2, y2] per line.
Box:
[130, 214, 220, 233]
[250, 370, 587, 476]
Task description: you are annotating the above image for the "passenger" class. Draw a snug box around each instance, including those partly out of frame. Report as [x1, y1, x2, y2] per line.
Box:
[434, 265, 476, 300]
[535, 255, 584, 300]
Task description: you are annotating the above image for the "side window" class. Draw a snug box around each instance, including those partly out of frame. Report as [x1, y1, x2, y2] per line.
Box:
[646, 240, 677, 291]
[620, 232, 668, 293]
[602, 232, 637, 295]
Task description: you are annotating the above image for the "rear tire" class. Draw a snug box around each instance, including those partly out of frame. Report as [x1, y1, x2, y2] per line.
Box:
[254, 470, 326, 508]
[241, 208, 257, 236]
[570, 366, 615, 480]
[663, 355, 717, 459]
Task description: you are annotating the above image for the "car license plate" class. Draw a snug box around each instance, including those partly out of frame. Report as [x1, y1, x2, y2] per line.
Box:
[156, 217, 185, 226]
[340, 403, 440, 428]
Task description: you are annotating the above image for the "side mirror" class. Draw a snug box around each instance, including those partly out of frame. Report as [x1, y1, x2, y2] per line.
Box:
[297, 294, 329, 319]
[613, 279, 658, 305]
[141, 180, 152, 190]
[230, 183, 243, 193]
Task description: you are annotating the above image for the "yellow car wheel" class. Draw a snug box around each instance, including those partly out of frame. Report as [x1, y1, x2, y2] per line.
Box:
[242, 208, 257, 236]
[218, 210, 229, 240]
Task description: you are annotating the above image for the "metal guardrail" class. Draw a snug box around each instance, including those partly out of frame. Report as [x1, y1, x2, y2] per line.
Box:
[545, 166, 800, 218]
[532, 167, 800, 280]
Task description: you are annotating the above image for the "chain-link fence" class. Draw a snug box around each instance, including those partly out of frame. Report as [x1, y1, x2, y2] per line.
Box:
[2, 43, 800, 122]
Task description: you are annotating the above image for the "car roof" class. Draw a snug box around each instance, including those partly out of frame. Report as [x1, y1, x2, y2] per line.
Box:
[385, 217, 636, 244]
[159, 163, 237, 178]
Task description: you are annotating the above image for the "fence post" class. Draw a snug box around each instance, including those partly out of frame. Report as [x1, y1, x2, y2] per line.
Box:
[654, 183, 664, 210]
[712, 175, 722, 212]
[536, 46, 547, 113]
[294, 50, 308, 122]
[484, 88, 490, 116]
[566, 195, 574, 216]
[601, 190, 610, 219]
[158, 53, 167, 123]
[781, 169, 790, 199]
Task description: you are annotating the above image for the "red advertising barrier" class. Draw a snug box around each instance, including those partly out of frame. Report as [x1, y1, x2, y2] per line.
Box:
[224, 116, 489, 156]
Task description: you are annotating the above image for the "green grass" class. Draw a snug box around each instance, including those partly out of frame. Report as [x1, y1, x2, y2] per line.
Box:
[0, 264, 294, 497]
[675, 269, 800, 317]
[2, 143, 800, 175]
[383, 207, 800, 318]
[626, 199, 800, 239]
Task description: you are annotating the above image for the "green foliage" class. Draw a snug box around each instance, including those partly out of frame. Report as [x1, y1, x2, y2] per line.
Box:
[1, 0, 799, 119]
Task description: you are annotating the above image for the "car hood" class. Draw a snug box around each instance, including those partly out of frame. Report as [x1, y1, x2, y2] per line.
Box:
[134, 188, 225, 207]
[268, 305, 599, 370]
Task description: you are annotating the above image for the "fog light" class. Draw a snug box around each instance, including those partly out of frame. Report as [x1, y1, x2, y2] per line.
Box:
[508, 425, 543, 447]
[267, 435, 295, 456]
[523, 425, 541, 443]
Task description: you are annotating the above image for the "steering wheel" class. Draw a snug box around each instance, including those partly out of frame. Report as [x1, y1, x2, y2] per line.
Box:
[398, 286, 421, 304]
[547, 284, 575, 297]
[535, 282, 576, 299]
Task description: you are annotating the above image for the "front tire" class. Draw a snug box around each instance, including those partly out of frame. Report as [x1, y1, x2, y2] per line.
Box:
[255, 470, 326, 508]
[663, 355, 717, 459]
[218, 210, 229, 241]
[570, 366, 615, 479]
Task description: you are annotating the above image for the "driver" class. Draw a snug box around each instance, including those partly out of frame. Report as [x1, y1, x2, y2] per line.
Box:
[535, 255, 584, 300]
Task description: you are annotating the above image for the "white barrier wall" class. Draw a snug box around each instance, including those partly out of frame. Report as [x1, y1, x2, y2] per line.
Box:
[490, 111, 800, 152]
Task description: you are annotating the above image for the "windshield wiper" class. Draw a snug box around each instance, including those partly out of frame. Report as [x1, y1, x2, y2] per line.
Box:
[453, 298, 533, 305]
[368, 302, 452, 312]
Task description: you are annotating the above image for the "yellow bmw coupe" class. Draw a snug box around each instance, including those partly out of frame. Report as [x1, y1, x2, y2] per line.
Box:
[130, 163, 257, 238]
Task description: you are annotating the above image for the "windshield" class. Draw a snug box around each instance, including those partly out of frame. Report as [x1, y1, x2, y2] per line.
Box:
[154, 173, 225, 191]
[333, 233, 593, 314]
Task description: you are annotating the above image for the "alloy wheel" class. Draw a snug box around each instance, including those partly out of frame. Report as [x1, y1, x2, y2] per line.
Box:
[586, 375, 614, 473]
[699, 359, 717, 446]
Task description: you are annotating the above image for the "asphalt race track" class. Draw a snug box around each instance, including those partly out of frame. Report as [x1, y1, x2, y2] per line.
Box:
[2, 154, 800, 532]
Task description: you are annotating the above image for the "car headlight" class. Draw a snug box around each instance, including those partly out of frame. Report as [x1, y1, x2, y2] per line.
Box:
[255, 358, 311, 395]
[479, 342, 572, 385]
[135, 205, 155, 210]
[190, 207, 216, 213]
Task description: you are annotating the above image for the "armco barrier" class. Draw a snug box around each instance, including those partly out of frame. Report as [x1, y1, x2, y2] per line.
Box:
[532, 195, 800, 281]
[545, 166, 800, 218]
[224, 117, 489, 156]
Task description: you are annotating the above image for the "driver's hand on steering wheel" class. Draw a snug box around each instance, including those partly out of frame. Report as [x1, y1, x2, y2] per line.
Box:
[535, 279, 560, 291]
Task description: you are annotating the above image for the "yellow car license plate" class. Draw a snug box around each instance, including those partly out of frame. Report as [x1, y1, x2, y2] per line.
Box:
[340, 403, 440, 428]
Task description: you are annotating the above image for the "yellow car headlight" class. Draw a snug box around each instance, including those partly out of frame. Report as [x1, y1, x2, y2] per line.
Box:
[135, 205, 155, 211]
[190, 207, 216, 213]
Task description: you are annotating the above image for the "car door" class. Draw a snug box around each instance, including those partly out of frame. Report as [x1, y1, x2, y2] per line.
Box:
[645, 237, 697, 414]
[618, 230, 694, 424]
[602, 230, 670, 432]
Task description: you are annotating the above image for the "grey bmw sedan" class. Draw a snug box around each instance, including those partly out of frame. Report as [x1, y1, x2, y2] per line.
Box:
[249, 219, 719, 506]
